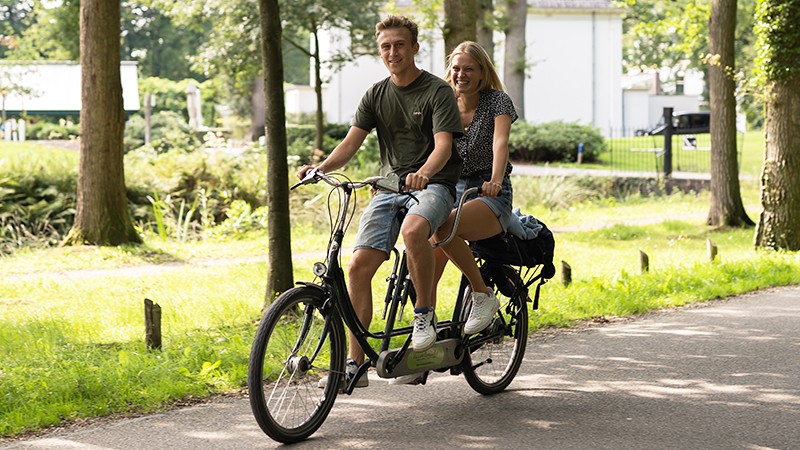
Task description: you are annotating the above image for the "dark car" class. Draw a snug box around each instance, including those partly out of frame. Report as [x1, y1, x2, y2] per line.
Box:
[648, 111, 710, 135]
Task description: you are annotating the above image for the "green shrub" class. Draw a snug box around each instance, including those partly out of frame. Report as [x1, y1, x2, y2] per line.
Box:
[211, 200, 269, 237]
[0, 146, 78, 253]
[509, 121, 607, 163]
[25, 120, 80, 140]
[138, 77, 219, 127]
[125, 145, 269, 235]
[285, 123, 364, 167]
[324, 123, 350, 140]
[124, 111, 200, 153]
[1, 142, 272, 250]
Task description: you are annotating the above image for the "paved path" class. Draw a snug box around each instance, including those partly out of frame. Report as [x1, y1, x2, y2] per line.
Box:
[4, 286, 799, 450]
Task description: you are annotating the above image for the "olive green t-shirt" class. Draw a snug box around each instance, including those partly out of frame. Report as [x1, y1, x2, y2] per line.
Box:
[352, 70, 463, 197]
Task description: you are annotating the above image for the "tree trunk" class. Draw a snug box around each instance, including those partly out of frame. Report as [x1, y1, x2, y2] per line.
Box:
[707, 0, 753, 228]
[754, 75, 800, 250]
[444, 0, 477, 57]
[476, 0, 495, 62]
[259, 0, 294, 305]
[65, 0, 141, 246]
[249, 76, 266, 141]
[503, 0, 526, 119]
[312, 28, 324, 151]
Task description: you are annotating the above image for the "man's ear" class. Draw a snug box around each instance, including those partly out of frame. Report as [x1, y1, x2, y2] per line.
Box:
[413, 42, 420, 54]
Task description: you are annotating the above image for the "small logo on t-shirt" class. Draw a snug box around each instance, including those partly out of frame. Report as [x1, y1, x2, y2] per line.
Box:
[413, 111, 422, 116]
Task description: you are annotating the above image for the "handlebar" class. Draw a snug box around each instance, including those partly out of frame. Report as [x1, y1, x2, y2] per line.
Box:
[292, 168, 403, 193]
[293, 169, 479, 248]
[430, 186, 479, 248]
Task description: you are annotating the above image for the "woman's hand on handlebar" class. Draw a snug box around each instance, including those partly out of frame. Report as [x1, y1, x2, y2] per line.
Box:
[481, 180, 502, 197]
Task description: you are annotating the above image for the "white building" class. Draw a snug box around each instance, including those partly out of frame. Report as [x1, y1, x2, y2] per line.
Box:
[302, 0, 625, 136]
[621, 69, 705, 134]
[0, 61, 140, 117]
[523, 0, 623, 135]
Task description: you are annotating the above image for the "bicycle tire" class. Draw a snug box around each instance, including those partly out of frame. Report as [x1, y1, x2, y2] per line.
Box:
[248, 286, 345, 443]
[461, 281, 529, 395]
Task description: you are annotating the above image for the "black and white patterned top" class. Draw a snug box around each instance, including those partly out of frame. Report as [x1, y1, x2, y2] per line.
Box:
[456, 89, 518, 176]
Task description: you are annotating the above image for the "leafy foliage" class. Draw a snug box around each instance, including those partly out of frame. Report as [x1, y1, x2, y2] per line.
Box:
[619, 0, 762, 126]
[24, 119, 79, 140]
[285, 122, 369, 165]
[754, 0, 800, 83]
[0, 0, 38, 59]
[0, 145, 77, 253]
[123, 111, 200, 153]
[137, 77, 220, 128]
[5, 0, 209, 81]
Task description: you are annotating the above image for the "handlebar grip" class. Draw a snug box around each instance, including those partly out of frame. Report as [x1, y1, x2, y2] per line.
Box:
[291, 167, 320, 190]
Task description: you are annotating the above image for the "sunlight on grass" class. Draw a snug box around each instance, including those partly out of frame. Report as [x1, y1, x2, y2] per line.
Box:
[3, 148, 798, 438]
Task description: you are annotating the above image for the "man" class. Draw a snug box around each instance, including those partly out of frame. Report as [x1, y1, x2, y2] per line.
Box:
[298, 15, 462, 388]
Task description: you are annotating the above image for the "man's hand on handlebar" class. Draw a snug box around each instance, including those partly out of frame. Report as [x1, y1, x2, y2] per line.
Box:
[404, 171, 430, 191]
[292, 165, 322, 189]
[296, 164, 316, 180]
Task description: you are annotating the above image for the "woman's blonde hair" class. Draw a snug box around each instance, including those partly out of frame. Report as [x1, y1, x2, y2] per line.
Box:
[444, 41, 504, 93]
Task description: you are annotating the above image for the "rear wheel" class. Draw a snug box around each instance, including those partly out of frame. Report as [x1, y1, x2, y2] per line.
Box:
[462, 268, 529, 395]
[248, 286, 345, 443]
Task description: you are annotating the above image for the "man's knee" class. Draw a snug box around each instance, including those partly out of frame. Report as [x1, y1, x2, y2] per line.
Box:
[348, 249, 385, 283]
[401, 215, 431, 244]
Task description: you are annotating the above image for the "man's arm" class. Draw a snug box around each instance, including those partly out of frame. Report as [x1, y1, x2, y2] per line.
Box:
[405, 130, 453, 190]
[297, 126, 369, 179]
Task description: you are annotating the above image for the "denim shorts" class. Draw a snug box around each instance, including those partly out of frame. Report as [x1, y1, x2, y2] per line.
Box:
[354, 183, 454, 257]
[455, 172, 515, 234]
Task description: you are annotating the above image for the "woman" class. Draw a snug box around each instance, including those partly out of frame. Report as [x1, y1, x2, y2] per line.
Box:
[434, 41, 518, 335]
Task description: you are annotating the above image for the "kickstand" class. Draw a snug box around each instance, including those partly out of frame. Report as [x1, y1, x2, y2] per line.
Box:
[419, 371, 430, 385]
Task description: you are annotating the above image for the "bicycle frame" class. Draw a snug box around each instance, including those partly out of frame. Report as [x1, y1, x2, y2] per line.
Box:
[249, 170, 538, 443]
[293, 170, 482, 386]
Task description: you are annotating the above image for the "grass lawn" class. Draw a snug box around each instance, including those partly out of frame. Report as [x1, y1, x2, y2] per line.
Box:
[572, 130, 765, 178]
[2, 134, 798, 438]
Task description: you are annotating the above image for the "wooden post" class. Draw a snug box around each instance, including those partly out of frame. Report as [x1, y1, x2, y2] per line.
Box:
[640, 250, 649, 273]
[561, 260, 572, 287]
[144, 92, 152, 145]
[145, 298, 162, 350]
[707, 239, 718, 262]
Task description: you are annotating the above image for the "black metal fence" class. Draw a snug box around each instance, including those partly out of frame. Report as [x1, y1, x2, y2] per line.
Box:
[603, 108, 742, 177]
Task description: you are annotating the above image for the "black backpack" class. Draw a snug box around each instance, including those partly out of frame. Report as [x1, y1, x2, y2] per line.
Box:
[471, 219, 556, 311]
[471, 219, 556, 279]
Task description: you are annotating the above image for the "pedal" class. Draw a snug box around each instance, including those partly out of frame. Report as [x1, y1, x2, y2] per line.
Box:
[375, 339, 464, 378]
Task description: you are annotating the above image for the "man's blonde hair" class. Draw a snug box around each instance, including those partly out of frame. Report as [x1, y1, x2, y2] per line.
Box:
[375, 15, 419, 45]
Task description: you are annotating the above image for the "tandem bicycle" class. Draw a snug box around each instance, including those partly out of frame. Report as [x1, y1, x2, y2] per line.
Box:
[247, 169, 555, 443]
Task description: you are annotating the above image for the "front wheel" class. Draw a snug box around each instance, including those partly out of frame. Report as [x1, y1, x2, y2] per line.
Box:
[248, 286, 345, 443]
[461, 274, 529, 395]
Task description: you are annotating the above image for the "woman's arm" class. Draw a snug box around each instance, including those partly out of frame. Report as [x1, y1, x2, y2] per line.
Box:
[483, 113, 513, 197]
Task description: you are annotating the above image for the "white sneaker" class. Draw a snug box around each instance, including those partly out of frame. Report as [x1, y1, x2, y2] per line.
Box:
[411, 310, 437, 352]
[464, 291, 500, 334]
[388, 372, 424, 385]
[318, 358, 368, 389]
